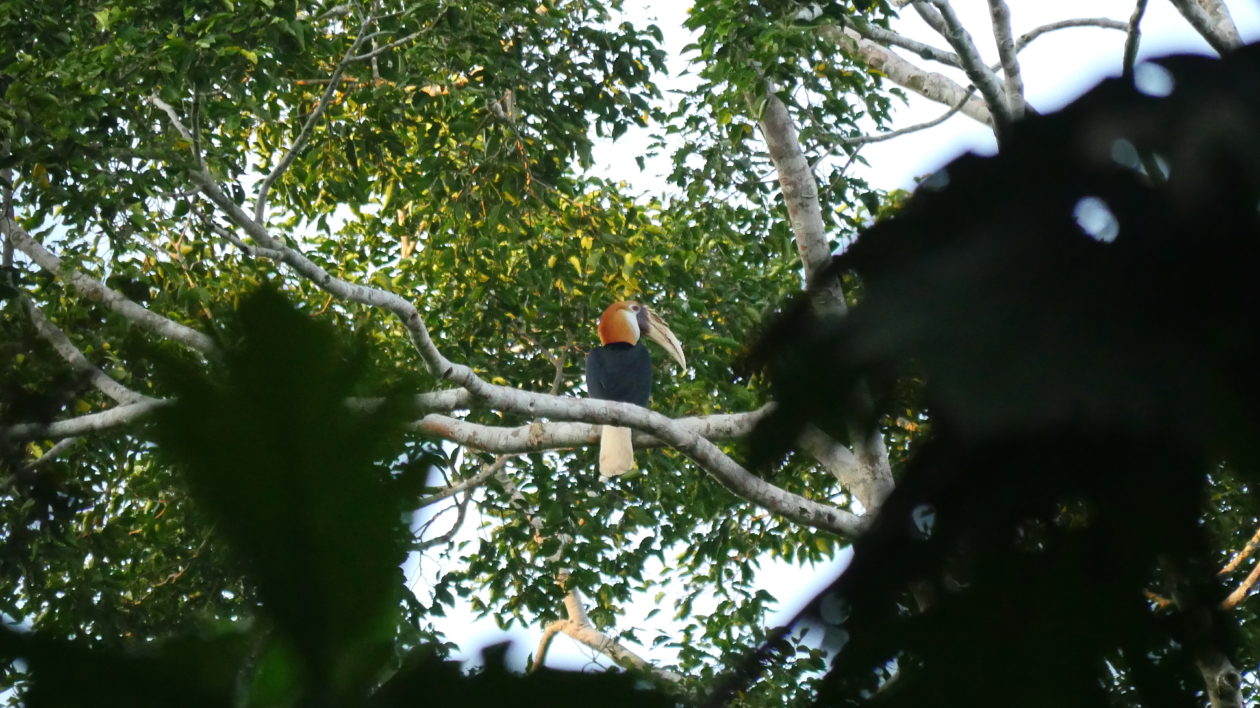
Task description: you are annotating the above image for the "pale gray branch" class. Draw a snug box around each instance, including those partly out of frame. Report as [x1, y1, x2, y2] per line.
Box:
[836, 86, 976, 146]
[986, 0, 1025, 119]
[1016, 18, 1128, 52]
[917, 0, 1012, 128]
[756, 91, 894, 518]
[531, 621, 564, 673]
[818, 25, 993, 126]
[408, 407, 772, 455]
[3, 399, 171, 441]
[798, 425, 892, 512]
[23, 437, 82, 470]
[22, 297, 151, 405]
[757, 91, 846, 313]
[547, 589, 686, 687]
[2, 217, 218, 355]
[1168, 0, 1242, 55]
[848, 19, 961, 67]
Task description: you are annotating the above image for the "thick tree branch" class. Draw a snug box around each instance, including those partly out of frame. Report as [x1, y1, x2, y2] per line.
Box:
[1222, 561, 1260, 610]
[409, 407, 771, 455]
[531, 621, 564, 673]
[1219, 523, 1260, 576]
[22, 297, 151, 405]
[1167, 0, 1242, 55]
[2, 217, 218, 356]
[986, 0, 1025, 120]
[756, 91, 893, 517]
[826, 17, 1125, 132]
[798, 425, 892, 511]
[818, 25, 994, 126]
[2, 393, 767, 454]
[2, 399, 171, 440]
[757, 92, 846, 314]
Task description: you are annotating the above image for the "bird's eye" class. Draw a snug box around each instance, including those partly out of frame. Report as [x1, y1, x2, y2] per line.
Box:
[631, 305, 640, 311]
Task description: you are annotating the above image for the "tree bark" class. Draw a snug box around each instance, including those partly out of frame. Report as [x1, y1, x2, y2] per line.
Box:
[819, 25, 994, 126]
[757, 92, 895, 515]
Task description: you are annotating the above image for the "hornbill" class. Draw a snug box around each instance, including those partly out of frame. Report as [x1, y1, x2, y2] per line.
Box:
[585, 301, 686, 477]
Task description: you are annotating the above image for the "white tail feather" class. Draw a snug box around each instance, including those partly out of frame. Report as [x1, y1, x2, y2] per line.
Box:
[599, 425, 635, 477]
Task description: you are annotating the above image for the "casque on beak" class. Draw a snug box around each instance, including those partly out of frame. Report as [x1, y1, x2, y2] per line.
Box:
[644, 308, 686, 370]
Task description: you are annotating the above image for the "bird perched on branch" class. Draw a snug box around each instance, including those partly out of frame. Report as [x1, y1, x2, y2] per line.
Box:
[585, 301, 686, 478]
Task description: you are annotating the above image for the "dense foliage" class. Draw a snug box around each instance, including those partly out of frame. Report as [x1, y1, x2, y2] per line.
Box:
[0, 0, 893, 704]
[3, 0, 1260, 705]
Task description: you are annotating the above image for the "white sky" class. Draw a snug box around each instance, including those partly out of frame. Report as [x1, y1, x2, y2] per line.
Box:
[423, 0, 1260, 677]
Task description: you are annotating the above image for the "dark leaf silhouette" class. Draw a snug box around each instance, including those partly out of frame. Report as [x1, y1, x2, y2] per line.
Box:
[731, 43, 1260, 707]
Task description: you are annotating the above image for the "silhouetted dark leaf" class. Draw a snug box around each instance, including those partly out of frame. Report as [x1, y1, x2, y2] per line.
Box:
[731, 43, 1260, 707]
[150, 287, 409, 703]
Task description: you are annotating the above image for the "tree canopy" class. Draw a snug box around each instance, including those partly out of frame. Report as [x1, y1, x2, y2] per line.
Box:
[2, 0, 1260, 706]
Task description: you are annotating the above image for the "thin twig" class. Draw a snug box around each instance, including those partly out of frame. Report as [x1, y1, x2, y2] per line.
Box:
[413, 490, 473, 551]
[417, 454, 509, 508]
[349, 31, 421, 62]
[22, 437, 82, 470]
[1122, 0, 1149, 78]
[253, 14, 378, 223]
[1015, 18, 1128, 52]
[836, 85, 977, 146]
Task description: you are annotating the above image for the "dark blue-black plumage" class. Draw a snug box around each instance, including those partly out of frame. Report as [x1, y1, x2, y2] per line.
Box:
[586, 342, 652, 407]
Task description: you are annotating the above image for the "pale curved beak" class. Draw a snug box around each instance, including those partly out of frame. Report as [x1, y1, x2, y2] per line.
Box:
[645, 309, 686, 370]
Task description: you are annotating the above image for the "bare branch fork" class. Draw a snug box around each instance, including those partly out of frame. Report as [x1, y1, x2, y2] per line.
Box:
[532, 586, 687, 688]
[913, 0, 1012, 130]
[828, 16, 1126, 134]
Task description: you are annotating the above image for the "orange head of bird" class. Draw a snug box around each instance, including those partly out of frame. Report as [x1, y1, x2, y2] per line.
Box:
[597, 301, 686, 369]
